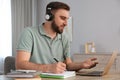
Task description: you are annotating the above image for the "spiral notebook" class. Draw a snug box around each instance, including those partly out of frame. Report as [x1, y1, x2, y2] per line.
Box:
[40, 71, 76, 79]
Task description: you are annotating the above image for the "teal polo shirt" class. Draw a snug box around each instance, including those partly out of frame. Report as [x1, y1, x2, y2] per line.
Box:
[17, 24, 71, 64]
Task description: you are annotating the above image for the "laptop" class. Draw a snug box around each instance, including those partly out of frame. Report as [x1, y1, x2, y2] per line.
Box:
[76, 51, 117, 76]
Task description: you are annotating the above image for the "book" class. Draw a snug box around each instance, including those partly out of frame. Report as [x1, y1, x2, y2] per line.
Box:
[15, 78, 41, 80]
[40, 71, 76, 79]
[6, 70, 41, 78]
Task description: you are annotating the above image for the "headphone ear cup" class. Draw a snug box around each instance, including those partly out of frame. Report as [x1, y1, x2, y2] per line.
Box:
[45, 13, 54, 21]
[45, 7, 54, 21]
[45, 14, 50, 21]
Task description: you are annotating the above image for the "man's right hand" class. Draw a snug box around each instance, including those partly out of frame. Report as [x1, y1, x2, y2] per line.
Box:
[48, 62, 66, 73]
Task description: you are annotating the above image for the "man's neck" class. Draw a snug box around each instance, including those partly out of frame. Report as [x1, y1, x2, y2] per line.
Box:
[43, 22, 57, 39]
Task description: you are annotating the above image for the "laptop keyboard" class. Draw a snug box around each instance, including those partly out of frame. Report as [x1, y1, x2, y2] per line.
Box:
[87, 71, 103, 75]
[77, 71, 103, 76]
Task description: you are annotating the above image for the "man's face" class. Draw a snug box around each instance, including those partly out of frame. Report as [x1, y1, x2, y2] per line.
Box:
[51, 9, 69, 34]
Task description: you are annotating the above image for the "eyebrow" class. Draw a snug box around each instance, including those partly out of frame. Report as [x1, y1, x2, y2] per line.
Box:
[60, 16, 69, 20]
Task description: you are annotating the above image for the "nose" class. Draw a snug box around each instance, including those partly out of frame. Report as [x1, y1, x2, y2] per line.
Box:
[64, 20, 68, 26]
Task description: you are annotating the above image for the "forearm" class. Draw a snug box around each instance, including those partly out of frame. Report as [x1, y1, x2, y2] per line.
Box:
[67, 59, 98, 71]
[67, 62, 83, 71]
[16, 61, 50, 72]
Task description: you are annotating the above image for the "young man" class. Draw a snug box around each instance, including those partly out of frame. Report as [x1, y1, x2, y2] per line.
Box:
[16, 1, 98, 74]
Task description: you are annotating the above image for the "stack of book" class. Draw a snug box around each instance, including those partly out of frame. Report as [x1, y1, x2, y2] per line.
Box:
[6, 70, 41, 78]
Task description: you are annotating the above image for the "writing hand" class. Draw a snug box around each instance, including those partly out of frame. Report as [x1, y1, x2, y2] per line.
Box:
[49, 62, 66, 73]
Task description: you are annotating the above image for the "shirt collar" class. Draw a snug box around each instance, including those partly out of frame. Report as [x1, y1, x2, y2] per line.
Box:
[39, 24, 46, 36]
[39, 24, 62, 40]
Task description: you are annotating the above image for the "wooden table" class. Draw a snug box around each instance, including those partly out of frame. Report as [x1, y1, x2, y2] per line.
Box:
[1, 73, 120, 80]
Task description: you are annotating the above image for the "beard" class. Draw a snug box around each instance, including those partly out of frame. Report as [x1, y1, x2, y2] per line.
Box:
[51, 21, 63, 34]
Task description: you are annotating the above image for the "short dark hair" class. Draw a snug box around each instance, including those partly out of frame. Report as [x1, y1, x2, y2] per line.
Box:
[46, 1, 70, 13]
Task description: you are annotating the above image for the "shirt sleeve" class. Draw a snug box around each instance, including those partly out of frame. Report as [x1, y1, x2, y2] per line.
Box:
[16, 27, 33, 53]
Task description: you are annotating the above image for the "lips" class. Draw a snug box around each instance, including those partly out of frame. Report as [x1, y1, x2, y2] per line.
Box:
[60, 25, 65, 30]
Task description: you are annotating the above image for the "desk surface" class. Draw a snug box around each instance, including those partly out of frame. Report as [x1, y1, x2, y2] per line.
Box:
[1, 73, 120, 80]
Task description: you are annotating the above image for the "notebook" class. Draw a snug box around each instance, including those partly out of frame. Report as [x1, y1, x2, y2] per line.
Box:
[76, 51, 117, 76]
[40, 71, 76, 79]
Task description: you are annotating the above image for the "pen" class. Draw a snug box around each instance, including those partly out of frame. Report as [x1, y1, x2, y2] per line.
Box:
[54, 58, 67, 71]
[53, 58, 59, 62]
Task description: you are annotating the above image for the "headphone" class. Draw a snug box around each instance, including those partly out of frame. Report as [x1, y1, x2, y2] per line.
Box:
[45, 7, 54, 21]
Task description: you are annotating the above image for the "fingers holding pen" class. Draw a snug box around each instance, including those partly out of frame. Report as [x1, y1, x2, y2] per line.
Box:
[57, 62, 66, 72]
[49, 62, 66, 73]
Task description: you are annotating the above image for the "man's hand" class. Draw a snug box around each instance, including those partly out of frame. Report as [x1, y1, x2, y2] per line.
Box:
[48, 62, 66, 73]
[81, 58, 98, 69]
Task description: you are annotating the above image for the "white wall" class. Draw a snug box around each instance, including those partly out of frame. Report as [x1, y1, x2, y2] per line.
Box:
[0, 0, 12, 73]
[71, 0, 120, 53]
[38, 0, 120, 54]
